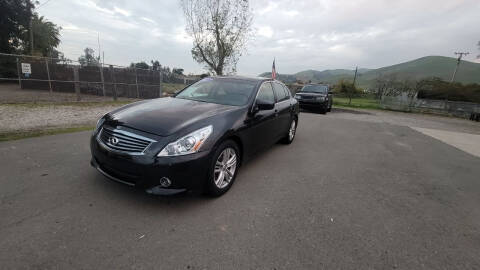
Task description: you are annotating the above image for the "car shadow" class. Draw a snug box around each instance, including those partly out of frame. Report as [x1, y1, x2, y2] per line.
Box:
[300, 108, 326, 114]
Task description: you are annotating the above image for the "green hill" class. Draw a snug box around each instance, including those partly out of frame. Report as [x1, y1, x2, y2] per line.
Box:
[259, 56, 480, 89]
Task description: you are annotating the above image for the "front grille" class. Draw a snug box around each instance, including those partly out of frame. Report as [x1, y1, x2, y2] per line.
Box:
[98, 127, 153, 154]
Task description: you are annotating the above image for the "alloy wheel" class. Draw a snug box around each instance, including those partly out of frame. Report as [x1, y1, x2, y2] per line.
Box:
[214, 147, 237, 189]
[289, 120, 296, 141]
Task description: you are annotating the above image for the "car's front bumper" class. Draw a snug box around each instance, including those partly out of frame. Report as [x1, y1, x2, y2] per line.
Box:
[90, 135, 212, 194]
[297, 99, 328, 108]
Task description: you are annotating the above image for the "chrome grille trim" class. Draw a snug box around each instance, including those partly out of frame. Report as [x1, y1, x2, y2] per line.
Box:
[96, 127, 155, 155]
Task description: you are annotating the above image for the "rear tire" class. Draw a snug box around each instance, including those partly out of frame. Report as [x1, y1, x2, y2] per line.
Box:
[282, 118, 297, 144]
[205, 140, 240, 197]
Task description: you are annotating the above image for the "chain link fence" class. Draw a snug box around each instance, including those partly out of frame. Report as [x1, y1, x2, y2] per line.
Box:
[0, 52, 199, 100]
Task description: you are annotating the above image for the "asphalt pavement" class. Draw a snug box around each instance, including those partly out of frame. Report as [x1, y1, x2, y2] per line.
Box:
[1, 111, 480, 269]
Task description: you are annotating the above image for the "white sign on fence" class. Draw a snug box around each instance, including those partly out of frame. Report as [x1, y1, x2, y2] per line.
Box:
[21, 63, 31, 74]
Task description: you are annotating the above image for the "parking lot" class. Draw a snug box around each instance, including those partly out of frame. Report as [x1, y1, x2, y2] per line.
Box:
[1, 110, 480, 269]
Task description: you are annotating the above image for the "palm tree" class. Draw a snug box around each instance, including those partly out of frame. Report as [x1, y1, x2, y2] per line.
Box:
[23, 14, 61, 57]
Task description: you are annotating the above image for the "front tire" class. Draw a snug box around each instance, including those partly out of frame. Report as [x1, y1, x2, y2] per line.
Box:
[205, 140, 240, 197]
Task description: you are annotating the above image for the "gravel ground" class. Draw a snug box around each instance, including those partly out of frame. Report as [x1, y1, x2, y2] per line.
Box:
[0, 83, 134, 104]
[0, 104, 124, 133]
[0, 83, 131, 133]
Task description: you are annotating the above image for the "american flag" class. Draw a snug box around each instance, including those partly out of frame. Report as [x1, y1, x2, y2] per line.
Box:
[272, 58, 276, 80]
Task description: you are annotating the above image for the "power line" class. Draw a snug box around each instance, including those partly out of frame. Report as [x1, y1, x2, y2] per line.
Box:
[36, 0, 54, 9]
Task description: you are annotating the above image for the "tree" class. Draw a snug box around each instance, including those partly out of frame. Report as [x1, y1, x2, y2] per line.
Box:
[416, 78, 480, 103]
[130, 61, 150, 69]
[22, 14, 61, 57]
[373, 74, 397, 99]
[78, 48, 99, 67]
[173, 68, 184, 75]
[181, 0, 253, 75]
[373, 74, 420, 100]
[151, 60, 161, 71]
[0, 0, 34, 54]
[477, 41, 480, 59]
[335, 80, 359, 105]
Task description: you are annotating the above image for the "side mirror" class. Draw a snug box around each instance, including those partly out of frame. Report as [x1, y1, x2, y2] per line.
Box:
[252, 99, 274, 114]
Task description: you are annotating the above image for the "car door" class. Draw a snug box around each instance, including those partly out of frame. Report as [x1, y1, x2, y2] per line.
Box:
[272, 82, 292, 139]
[243, 82, 278, 154]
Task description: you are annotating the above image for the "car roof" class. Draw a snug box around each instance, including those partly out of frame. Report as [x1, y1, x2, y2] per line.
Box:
[209, 75, 274, 83]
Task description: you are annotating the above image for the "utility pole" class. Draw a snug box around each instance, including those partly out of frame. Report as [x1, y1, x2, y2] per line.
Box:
[450, 52, 469, 82]
[29, 18, 34, 55]
[353, 66, 358, 86]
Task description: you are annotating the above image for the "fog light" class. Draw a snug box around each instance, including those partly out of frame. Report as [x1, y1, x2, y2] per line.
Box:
[159, 177, 171, 187]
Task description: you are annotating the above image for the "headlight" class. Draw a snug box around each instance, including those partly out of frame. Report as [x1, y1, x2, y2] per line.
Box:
[316, 96, 325, 101]
[158, 125, 213, 157]
[94, 117, 105, 133]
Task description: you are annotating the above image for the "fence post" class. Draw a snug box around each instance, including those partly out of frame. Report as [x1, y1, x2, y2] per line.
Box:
[110, 65, 118, 101]
[99, 63, 106, 96]
[73, 66, 81, 101]
[159, 69, 163, 98]
[45, 58, 52, 93]
[16, 57, 22, 88]
[135, 68, 139, 98]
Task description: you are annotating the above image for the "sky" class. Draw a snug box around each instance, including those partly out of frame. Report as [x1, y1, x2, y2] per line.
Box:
[37, 0, 480, 75]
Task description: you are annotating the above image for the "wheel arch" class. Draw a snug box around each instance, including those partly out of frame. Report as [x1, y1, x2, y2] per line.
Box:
[224, 135, 244, 166]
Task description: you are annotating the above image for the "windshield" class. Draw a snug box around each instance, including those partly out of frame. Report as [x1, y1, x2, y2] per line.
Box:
[175, 78, 257, 106]
[300, 85, 328, 93]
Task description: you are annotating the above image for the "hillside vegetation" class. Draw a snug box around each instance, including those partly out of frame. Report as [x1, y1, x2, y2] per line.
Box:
[260, 56, 480, 89]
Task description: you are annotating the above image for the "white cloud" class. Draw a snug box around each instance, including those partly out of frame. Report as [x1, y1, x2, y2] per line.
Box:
[256, 1, 278, 15]
[37, 0, 480, 75]
[173, 27, 192, 44]
[283, 10, 299, 17]
[141, 17, 156, 24]
[113, 6, 131, 16]
[258, 26, 274, 38]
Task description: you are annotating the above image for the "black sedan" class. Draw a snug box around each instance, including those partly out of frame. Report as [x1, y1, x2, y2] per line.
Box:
[90, 76, 299, 196]
[294, 84, 332, 114]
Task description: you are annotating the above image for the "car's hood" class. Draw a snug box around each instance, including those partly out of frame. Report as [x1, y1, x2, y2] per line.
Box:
[296, 92, 327, 97]
[106, 97, 237, 136]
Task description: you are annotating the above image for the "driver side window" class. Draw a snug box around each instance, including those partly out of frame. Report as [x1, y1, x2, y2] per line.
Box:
[256, 82, 275, 104]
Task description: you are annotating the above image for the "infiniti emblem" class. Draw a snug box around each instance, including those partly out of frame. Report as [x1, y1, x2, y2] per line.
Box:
[108, 136, 119, 145]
